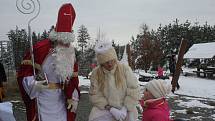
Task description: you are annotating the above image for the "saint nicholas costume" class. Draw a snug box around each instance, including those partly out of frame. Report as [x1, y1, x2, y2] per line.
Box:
[17, 3, 80, 121]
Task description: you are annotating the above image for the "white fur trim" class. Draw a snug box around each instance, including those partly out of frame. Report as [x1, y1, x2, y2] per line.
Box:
[126, 87, 141, 100]
[95, 40, 113, 54]
[89, 94, 108, 110]
[49, 30, 75, 44]
[124, 96, 138, 111]
[89, 78, 108, 109]
[96, 47, 117, 64]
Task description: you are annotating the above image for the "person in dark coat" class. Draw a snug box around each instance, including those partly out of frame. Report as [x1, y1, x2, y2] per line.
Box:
[0, 62, 7, 102]
[169, 54, 180, 89]
[169, 54, 176, 76]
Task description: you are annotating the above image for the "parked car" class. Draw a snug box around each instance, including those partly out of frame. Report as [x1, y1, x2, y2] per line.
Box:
[138, 71, 154, 82]
[79, 68, 91, 79]
[139, 74, 153, 82]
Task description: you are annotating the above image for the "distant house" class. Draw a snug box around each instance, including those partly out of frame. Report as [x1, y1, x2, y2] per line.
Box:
[184, 42, 215, 78]
[184, 42, 215, 59]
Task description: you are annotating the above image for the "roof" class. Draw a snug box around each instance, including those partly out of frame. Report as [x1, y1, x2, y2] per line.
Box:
[184, 42, 215, 59]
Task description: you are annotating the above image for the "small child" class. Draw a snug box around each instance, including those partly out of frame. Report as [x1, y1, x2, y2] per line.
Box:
[140, 79, 173, 121]
[157, 64, 164, 79]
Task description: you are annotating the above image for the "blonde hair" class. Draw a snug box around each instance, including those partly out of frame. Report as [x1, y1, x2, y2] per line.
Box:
[96, 61, 125, 92]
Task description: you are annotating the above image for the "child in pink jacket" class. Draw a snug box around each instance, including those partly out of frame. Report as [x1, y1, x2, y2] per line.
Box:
[157, 64, 164, 78]
[140, 79, 173, 121]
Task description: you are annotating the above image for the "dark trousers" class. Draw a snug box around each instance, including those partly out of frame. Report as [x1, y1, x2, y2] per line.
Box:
[0, 82, 4, 102]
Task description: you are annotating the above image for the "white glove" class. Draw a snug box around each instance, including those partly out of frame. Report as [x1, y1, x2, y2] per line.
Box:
[120, 107, 127, 119]
[34, 80, 49, 91]
[110, 107, 127, 121]
[67, 99, 78, 112]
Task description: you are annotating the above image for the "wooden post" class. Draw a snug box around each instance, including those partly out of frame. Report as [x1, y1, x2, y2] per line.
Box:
[172, 38, 188, 93]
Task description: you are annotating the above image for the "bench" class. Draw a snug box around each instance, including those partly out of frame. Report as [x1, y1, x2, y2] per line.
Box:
[193, 71, 204, 75]
[193, 71, 213, 78]
[204, 71, 214, 78]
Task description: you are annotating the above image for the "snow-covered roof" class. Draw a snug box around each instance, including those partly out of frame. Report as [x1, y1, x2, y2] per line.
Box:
[184, 42, 215, 59]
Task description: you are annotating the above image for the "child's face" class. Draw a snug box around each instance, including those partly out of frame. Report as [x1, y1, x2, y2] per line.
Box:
[143, 88, 154, 101]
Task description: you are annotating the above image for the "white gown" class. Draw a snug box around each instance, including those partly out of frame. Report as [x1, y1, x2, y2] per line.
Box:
[22, 54, 67, 121]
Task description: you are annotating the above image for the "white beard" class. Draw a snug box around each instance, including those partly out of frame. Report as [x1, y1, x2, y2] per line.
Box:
[53, 45, 75, 82]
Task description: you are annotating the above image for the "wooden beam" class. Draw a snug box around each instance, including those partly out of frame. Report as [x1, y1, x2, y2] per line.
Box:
[172, 38, 188, 93]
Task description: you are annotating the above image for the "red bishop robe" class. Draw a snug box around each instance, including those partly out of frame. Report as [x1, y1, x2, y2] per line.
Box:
[17, 39, 80, 121]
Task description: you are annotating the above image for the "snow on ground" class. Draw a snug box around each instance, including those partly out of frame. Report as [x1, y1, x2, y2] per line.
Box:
[79, 76, 91, 87]
[10, 100, 21, 103]
[212, 114, 215, 120]
[178, 100, 214, 109]
[190, 116, 202, 120]
[183, 96, 208, 101]
[80, 91, 89, 94]
[175, 76, 215, 100]
[174, 109, 187, 114]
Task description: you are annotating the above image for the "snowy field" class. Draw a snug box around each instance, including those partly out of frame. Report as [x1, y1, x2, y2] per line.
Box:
[79, 73, 215, 120]
[176, 76, 215, 100]
[79, 74, 215, 100]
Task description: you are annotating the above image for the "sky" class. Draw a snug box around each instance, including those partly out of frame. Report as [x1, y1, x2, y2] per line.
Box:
[0, 0, 215, 45]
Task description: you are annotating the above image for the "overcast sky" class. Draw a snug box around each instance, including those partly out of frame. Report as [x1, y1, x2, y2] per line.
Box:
[0, 0, 215, 45]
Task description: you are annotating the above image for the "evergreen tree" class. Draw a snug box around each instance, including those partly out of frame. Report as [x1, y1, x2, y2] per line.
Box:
[48, 25, 55, 33]
[157, 19, 215, 57]
[77, 25, 90, 55]
[112, 40, 123, 60]
[82, 46, 96, 78]
[37, 33, 41, 41]
[41, 30, 49, 40]
[130, 36, 138, 69]
[7, 27, 29, 70]
[0, 41, 14, 70]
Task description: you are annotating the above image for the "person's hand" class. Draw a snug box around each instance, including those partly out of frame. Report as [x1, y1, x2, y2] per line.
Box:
[136, 103, 143, 114]
[110, 107, 121, 120]
[34, 80, 49, 91]
[110, 107, 127, 121]
[67, 99, 78, 112]
[120, 107, 127, 120]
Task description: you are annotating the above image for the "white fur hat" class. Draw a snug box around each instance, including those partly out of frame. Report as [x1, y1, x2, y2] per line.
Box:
[94, 40, 117, 64]
[145, 79, 171, 98]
